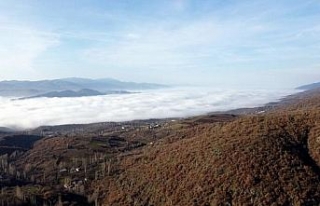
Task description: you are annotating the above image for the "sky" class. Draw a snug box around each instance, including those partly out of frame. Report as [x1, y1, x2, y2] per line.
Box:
[0, 0, 319, 89]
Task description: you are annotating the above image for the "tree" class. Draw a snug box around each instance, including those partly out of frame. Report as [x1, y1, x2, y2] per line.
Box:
[15, 186, 24, 200]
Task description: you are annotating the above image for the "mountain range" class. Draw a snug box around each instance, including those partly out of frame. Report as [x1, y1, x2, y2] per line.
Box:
[0, 78, 166, 97]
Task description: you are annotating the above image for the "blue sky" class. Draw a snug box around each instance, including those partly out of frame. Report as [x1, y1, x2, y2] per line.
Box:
[0, 0, 319, 89]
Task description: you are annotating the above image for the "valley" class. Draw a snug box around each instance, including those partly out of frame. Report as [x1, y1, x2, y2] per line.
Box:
[1, 0, 319, 205]
[0, 87, 319, 205]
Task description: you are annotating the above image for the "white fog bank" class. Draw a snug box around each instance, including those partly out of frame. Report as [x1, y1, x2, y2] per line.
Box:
[0, 87, 297, 129]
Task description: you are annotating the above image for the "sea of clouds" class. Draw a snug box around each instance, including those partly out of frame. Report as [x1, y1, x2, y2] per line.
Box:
[0, 87, 297, 130]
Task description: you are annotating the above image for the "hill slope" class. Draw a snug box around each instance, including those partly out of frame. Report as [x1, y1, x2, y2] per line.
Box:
[97, 92, 320, 205]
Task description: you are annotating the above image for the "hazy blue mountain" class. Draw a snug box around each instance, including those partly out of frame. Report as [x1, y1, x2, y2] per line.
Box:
[0, 127, 14, 134]
[61, 78, 166, 91]
[18, 89, 133, 100]
[19, 89, 104, 99]
[0, 78, 166, 97]
[297, 82, 320, 90]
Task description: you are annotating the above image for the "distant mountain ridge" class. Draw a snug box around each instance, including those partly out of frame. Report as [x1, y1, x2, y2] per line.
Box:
[0, 78, 166, 97]
[18, 89, 101, 99]
[18, 89, 133, 100]
[296, 82, 320, 90]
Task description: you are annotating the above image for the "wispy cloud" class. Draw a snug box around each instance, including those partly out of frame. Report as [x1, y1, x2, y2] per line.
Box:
[80, 0, 320, 85]
[82, 20, 222, 68]
[0, 23, 59, 79]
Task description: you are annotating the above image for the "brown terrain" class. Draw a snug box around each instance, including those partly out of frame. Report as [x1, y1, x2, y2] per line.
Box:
[0, 88, 320, 205]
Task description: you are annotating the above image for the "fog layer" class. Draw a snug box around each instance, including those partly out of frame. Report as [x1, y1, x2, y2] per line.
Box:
[0, 87, 296, 129]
